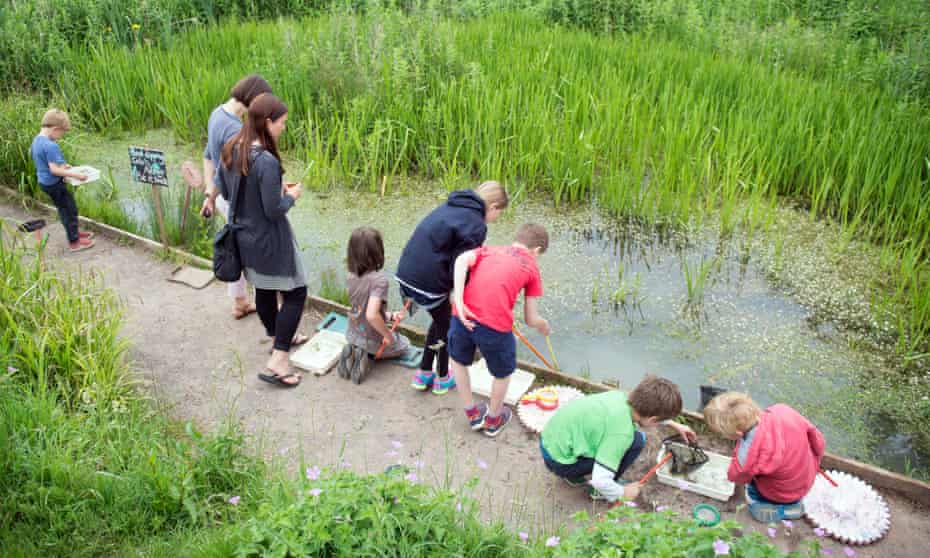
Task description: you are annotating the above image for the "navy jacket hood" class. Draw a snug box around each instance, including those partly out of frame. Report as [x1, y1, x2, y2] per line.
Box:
[395, 190, 488, 295]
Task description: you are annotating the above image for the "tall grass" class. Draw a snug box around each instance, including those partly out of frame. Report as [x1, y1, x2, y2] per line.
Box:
[38, 11, 930, 350]
[0, 227, 265, 556]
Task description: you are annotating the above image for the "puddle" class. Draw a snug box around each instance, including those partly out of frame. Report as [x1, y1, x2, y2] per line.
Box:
[65, 129, 926, 476]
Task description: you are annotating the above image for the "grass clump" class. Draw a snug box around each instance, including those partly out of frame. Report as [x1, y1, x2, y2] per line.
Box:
[0, 226, 266, 556]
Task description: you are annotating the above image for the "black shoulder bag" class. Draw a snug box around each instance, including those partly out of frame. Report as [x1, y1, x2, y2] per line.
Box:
[213, 174, 245, 282]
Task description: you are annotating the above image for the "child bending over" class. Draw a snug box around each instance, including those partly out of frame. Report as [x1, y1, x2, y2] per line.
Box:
[449, 223, 550, 437]
[703, 392, 825, 522]
[540, 375, 694, 503]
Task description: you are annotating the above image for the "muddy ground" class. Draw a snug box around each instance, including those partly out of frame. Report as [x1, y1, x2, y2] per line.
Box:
[2, 197, 927, 556]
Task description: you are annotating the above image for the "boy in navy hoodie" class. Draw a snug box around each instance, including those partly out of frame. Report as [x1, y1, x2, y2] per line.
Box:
[395, 181, 508, 395]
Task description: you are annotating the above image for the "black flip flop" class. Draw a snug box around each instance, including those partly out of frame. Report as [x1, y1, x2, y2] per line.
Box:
[258, 370, 301, 388]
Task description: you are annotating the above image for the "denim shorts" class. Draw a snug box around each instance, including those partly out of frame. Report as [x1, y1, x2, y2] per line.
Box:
[448, 315, 516, 378]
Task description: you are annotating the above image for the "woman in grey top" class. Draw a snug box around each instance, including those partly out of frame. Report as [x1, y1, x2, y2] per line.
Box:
[218, 93, 307, 387]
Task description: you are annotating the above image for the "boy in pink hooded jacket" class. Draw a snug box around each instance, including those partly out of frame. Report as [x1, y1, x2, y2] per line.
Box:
[703, 392, 825, 522]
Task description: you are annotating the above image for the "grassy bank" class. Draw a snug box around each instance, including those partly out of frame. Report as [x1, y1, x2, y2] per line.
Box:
[0, 225, 814, 556]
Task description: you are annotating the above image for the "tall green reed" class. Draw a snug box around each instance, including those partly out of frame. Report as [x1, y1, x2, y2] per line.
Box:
[4, 9, 930, 351]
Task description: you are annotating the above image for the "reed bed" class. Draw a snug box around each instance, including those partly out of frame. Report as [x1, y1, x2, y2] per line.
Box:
[41, 12, 930, 351]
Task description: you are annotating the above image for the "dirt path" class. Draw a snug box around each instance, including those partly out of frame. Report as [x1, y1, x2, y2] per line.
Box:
[2, 197, 927, 556]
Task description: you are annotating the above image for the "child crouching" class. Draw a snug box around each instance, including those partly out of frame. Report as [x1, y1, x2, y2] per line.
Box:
[339, 227, 410, 383]
[540, 375, 694, 503]
[703, 392, 826, 522]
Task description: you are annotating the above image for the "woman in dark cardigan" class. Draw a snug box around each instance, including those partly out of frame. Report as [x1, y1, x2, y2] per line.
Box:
[218, 93, 307, 387]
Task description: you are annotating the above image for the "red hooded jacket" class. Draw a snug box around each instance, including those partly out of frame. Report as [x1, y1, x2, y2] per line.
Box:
[728, 404, 826, 503]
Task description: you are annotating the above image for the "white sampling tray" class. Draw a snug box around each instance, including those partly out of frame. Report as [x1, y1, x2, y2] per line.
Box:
[656, 442, 735, 501]
[290, 330, 346, 375]
[65, 165, 101, 186]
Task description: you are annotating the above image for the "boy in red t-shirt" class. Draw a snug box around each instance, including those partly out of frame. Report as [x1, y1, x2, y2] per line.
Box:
[449, 223, 551, 437]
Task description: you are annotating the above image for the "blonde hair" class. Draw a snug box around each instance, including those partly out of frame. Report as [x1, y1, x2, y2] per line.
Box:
[41, 109, 71, 130]
[475, 180, 508, 211]
[703, 392, 761, 438]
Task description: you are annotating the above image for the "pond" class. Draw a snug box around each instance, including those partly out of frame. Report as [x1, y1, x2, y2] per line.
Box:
[67, 129, 924, 476]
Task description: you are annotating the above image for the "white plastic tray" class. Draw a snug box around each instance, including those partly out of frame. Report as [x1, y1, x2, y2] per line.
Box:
[290, 330, 346, 375]
[656, 443, 735, 501]
[65, 165, 101, 186]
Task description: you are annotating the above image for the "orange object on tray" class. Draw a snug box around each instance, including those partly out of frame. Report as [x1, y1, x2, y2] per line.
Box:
[520, 387, 559, 411]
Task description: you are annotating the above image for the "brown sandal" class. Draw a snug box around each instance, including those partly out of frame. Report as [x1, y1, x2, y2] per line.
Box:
[233, 304, 257, 320]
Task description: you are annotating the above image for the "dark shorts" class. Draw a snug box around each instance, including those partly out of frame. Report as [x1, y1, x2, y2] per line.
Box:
[448, 315, 516, 378]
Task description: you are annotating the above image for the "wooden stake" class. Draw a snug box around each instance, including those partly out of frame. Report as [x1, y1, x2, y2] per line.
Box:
[151, 184, 169, 247]
[180, 183, 192, 243]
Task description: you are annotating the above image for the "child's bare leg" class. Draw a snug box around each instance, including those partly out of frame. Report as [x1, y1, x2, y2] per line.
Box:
[452, 359, 473, 409]
[488, 375, 512, 417]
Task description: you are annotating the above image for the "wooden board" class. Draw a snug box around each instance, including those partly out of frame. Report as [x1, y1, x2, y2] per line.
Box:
[468, 359, 536, 406]
[167, 265, 214, 289]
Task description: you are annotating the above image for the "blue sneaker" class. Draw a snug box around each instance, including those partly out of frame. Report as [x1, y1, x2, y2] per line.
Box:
[745, 487, 804, 522]
[482, 407, 513, 438]
[466, 402, 488, 431]
[432, 375, 456, 395]
[411, 370, 435, 391]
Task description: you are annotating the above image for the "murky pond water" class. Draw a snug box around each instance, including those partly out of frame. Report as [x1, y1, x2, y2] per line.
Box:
[68, 130, 923, 475]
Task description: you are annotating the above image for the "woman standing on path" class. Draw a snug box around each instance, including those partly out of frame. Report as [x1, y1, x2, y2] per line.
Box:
[200, 74, 272, 320]
[218, 93, 307, 387]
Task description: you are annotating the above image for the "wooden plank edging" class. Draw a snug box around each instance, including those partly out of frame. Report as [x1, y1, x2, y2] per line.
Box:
[0, 186, 211, 269]
[3, 185, 926, 506]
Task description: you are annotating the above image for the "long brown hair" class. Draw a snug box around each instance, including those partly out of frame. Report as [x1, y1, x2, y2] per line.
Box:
[221, 92, 288, 176]
[347, 227, 385, 276]
[230, 74, 272, 107]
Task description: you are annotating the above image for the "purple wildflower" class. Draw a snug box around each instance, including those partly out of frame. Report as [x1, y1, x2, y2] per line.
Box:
[782, 520, 793, 529]
[767, 527, 777, 538]
[545, 536, 560, 547]
[625, 500, 638, 508]
[310, 488, 322, 497]
[843, 548, 856, 558]
[228, 495, 240, 505]
[405, 472, 418, 483]
[519, 532, 529, 542]
[305, 466, 321, 481]
[713, 539, 730, 556]
[813, 527, 826, 537]
[391, 440, 403, 449]
[477, 458, 488, 470]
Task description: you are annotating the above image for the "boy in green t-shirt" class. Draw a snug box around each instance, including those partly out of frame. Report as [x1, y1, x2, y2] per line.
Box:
[540, 375, 695, 503]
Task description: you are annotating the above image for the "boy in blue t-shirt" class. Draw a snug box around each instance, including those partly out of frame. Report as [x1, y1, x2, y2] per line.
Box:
[30, 109, 94, 252]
